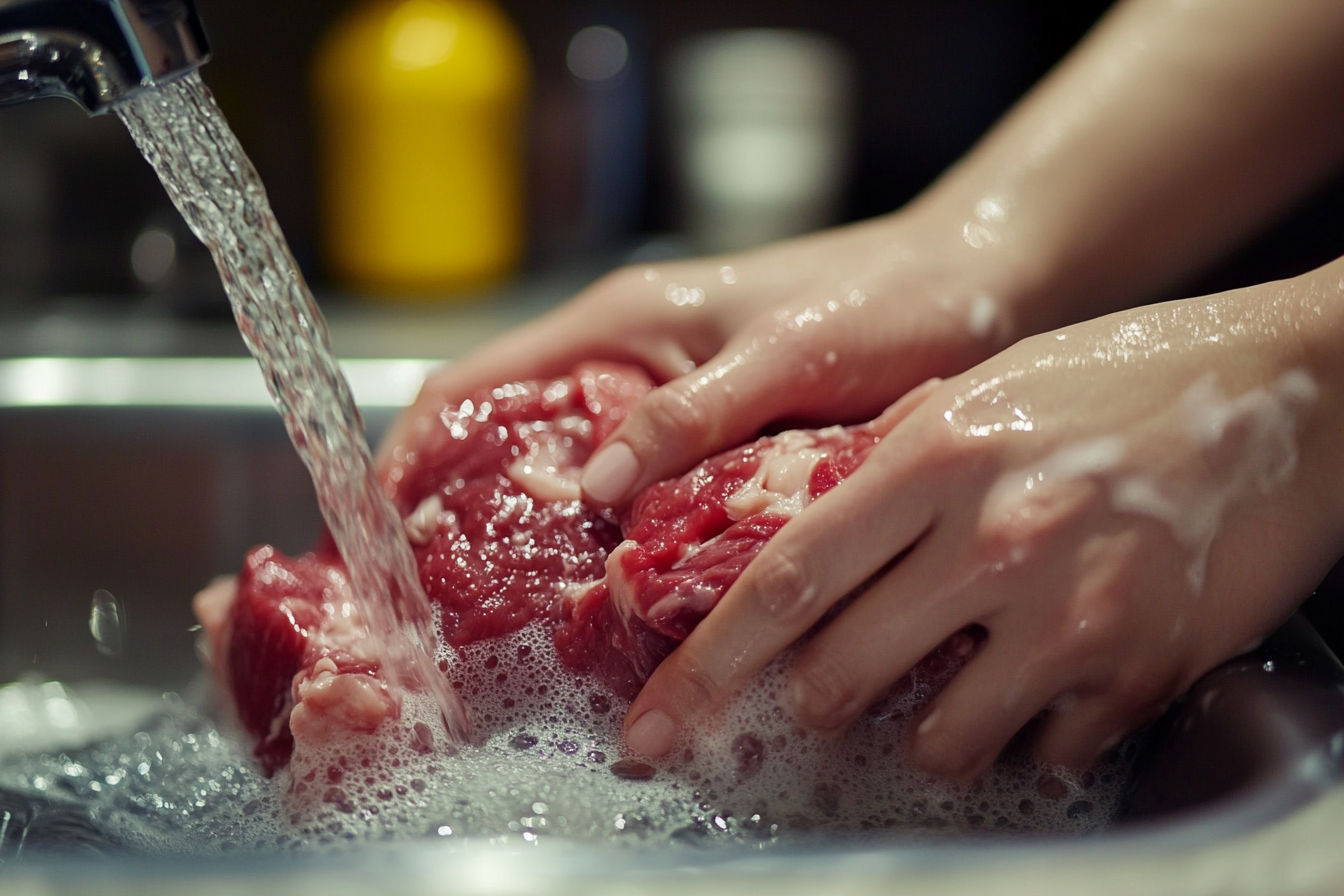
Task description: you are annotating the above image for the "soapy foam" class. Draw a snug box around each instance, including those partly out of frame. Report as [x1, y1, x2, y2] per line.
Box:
[985, 369, 1317, 593]
[1111, 370, 1317, 592]
[0, 622, 1137, 854]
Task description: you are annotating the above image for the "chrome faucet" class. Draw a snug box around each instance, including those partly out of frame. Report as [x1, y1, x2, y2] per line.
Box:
[0, 0, 209, 115]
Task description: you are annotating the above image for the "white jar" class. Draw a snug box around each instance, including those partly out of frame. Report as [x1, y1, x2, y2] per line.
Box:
[669, 30, 855, 253]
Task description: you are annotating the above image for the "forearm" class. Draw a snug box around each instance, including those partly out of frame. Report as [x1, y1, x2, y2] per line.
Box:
[904, 0, 1344, 340]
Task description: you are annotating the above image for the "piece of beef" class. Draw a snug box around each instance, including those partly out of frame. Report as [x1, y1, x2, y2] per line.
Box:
[385, 362, 650, 645]
[197, 362, 900, 773]
[197, 363, 651, 773]
[554, 425, 882, 697]
[194, 548, 397, 776]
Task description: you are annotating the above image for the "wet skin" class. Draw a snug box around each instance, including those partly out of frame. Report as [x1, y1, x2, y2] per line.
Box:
[378, 0, 1344, 778]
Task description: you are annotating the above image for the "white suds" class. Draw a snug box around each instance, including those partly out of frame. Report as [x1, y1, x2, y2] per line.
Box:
[0, 623, 1137, 854]
[1111, 370, 1317, 592]
[984, 370, 1317, 594]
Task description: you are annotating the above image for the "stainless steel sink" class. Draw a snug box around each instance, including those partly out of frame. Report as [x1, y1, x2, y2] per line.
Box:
[0, 357, 436, 688]
[1, 357, 1342, 892]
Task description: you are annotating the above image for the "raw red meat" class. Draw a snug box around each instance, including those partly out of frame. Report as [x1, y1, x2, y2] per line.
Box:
[197, 363, 651, 773]
[194, 547, 398, 776]
[555, 426, 882, 697]
[195, 362, 887, 772]
[384, 362, 650, 645]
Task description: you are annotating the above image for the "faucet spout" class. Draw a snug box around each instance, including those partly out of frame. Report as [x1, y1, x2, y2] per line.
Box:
[0, 0, 209, 115]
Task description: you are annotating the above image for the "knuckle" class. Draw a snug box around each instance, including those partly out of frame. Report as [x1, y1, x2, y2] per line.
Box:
[909, 716, 982, 780]
[1038, 538, 1146, 661]
[978, 473, 1103, 564]
[663, 648, 724, 714]
[748, 548, 819, 626]
[573, 268, 651, 321]
[416, 362, 457, 398]
[1035, 728, 1099, 771]
[1059, 600, 1122, 655]
[638, 381, 714, 444]
[1106, 664, 1171, 711]
[917, 420, 985, 475]
[791, 652, 861, 729]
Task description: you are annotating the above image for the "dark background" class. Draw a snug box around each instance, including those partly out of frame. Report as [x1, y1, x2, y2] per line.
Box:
[1, 0, 1343, 308]
[192, 0, 1119, 278]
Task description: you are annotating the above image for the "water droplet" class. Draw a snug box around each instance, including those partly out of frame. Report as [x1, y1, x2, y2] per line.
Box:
[89, 589, 126, 657]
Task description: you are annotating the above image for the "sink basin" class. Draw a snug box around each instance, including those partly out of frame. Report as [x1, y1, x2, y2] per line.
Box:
[1, 357, 1342, 893]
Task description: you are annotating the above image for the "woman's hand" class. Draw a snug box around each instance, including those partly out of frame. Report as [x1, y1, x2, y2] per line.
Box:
[622, 266, 1344, 779]
[377, 209, 1040, 493]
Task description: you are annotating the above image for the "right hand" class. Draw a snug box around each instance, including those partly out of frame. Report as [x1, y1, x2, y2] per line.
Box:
[377, 208, 1041, 501]
[620, 271, 1344, 777]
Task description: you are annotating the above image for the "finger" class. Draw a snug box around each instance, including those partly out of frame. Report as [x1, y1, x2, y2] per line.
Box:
[374, 309, 694, 471]
[784, 527, 995, 734]
[1032, 684, 1175, 771]
[623, 436, 940, 757]
[906, 637, 1068, 782]
[581, 326, 895, 507]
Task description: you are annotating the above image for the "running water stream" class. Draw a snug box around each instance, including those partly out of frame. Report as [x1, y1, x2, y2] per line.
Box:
[115, 73, 467, 741]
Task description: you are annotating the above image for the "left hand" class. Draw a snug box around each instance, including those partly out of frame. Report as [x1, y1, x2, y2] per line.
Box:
[622, 272, 1344, 780]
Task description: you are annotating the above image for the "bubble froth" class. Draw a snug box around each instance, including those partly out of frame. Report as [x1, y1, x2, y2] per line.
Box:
[0, 622, 1138, 854]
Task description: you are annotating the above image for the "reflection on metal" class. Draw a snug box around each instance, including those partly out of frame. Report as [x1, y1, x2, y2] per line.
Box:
[0, 0, 210, 114]
[0, 357, 440, 408]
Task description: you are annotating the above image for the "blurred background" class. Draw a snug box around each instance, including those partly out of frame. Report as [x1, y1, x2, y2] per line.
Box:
[1, 0, 1344, 337]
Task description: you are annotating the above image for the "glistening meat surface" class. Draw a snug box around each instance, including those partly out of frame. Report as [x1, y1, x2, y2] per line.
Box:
[195, 363, 888, 773]
[555, 425, 882, 697]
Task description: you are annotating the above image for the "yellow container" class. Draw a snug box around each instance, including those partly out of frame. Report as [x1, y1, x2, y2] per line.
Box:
[312, 0, 529, 298]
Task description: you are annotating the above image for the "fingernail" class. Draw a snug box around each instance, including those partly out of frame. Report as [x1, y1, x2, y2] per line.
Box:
[582, 441, 639, 504]
[916, 708, 941, 736]
[626, 709, 676, 757]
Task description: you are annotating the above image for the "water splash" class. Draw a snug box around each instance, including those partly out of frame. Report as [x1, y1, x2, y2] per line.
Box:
[115, 73, 465, 739]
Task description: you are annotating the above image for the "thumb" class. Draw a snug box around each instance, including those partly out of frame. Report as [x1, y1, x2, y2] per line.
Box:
[579, 340, 839, 507]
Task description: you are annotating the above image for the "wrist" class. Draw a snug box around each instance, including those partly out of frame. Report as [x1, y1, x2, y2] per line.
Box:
[879, 190, 1072, 348]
